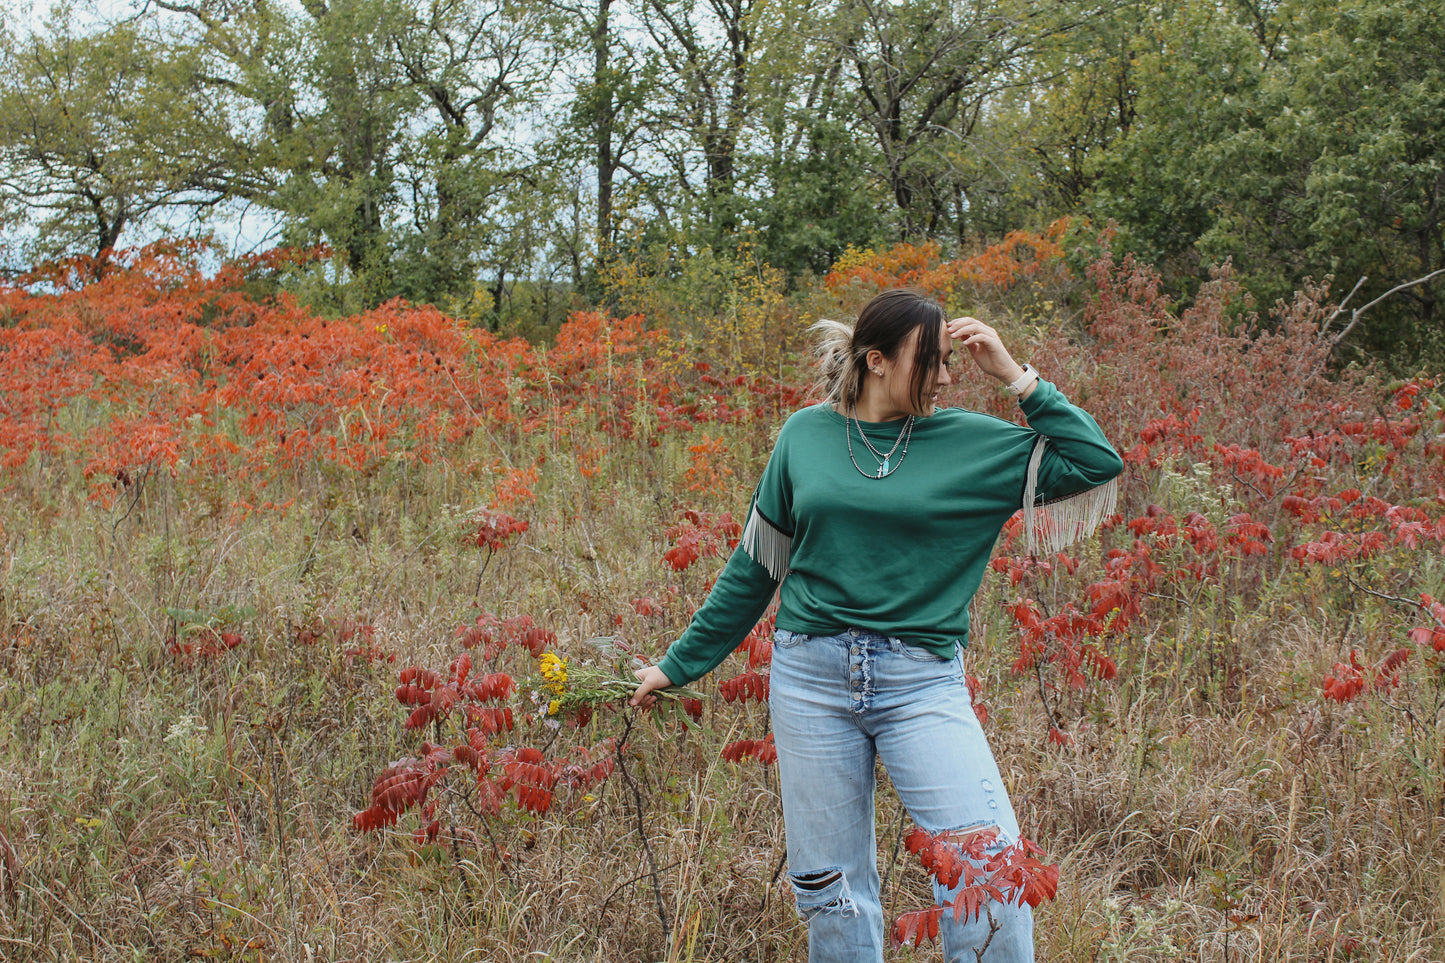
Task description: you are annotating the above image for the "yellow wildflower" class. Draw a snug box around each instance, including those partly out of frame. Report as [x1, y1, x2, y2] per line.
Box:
[547, 700, 561, 716]
[539, 652, 568, 684]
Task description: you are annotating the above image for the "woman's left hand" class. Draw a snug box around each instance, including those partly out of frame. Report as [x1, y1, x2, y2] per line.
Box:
[630, 664, 674, 709]
[947, 316, 1026, 385]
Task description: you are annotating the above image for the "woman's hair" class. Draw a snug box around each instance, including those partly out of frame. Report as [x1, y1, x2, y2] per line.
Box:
[812, 289, 946, 411]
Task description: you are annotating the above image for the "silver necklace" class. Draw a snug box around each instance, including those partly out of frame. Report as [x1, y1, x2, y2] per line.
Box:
[846, 407, 914, 478]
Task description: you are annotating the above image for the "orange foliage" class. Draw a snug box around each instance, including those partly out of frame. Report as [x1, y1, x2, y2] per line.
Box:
[684, 434, 732, 492]
[824, 219, 1070, 298]
[10, 233, 1445, 896]
[0, 241, 802, 503]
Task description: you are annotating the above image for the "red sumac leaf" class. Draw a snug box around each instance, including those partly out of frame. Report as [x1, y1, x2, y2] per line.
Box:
[891, 906, 942, 947]
[904, 826, 932, 855]
[396, 683, 431, 706]
[469, 672, 515, 701]
[1378, 647, 1411, 675]
[718, 670, 770, 703]
[720, 735, 777, 765]
[467, 705, 515, 736]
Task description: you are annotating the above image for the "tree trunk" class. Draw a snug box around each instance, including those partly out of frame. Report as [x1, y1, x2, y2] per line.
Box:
[595, 0, 616, 251]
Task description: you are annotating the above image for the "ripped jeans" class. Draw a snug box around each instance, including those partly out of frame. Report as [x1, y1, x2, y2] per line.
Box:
[770, 628, 1034, 963]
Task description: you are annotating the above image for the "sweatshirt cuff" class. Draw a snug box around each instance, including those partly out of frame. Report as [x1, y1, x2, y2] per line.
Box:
[1017, 377, 1059, 415]
[656, 653, 695, 688]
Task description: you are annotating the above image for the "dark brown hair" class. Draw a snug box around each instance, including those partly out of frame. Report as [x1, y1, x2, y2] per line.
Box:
[812, 289, 946, 412]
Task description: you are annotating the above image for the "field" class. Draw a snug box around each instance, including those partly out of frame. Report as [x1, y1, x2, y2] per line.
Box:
[1, 235, 1442, 962]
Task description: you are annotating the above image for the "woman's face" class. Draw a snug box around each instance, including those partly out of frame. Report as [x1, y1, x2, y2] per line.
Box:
[875, 323, 954, 418]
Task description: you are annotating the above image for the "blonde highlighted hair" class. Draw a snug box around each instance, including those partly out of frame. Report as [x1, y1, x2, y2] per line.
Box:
[810, 317, 864, 407]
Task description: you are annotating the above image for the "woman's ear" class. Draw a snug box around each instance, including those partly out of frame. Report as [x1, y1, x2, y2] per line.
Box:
[865, 348, 885, 376]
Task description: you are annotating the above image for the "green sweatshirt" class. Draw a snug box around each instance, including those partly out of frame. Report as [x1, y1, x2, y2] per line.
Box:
[656, 379, 1125, 686]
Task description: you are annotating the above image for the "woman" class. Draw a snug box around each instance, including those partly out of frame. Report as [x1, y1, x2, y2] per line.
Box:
[631, 289, 1124, 962]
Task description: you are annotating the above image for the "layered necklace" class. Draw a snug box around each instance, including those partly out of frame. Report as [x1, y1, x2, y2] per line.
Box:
[846, 406, 915, 479]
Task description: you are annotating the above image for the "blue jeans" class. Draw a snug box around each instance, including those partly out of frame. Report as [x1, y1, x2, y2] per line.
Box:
[769, 627, 1035, 963]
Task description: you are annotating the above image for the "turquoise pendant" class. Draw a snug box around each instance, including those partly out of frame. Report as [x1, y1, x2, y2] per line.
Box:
[878, 458, 889, 477]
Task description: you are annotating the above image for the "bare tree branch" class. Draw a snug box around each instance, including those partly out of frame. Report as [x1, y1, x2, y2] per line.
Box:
[1329, 269, 1445, 347]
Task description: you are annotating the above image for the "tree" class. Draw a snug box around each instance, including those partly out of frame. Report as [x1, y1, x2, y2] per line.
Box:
[384, 0, 554, 307]
[964, 0, 1147, 235]
[539, 0, 663, 275]
[738, 0, 891, 276]
[0, 10, 237, 266]
[635, 0, 761, 240]
[829, 0, 1058, 241]
[1082, 0, 1444, 359]
[1278, 0, 1444, 356]
[1083, 0, 1270, 278]
[156, 0, 552, 311]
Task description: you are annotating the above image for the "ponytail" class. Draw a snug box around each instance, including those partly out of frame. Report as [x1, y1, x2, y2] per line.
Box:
[810, 318, 864, 407]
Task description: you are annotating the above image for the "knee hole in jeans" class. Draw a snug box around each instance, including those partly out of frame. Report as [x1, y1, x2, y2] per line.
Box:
[792, 869, 841, 891]
[926, 820, 1016, 851]
[788, 868, 859, 918]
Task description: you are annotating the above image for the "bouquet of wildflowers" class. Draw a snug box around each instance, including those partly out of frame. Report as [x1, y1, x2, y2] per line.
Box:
[533, 649, 703, 719]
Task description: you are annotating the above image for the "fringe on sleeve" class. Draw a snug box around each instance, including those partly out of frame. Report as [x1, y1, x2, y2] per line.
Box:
[1022, 436, 1118, 557]
[739, 504, 792, 582]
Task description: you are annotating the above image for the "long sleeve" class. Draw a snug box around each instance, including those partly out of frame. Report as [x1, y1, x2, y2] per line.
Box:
[657, 544, 780, 686]
[1018, 379, 1124, 497]
[653, 392, 1126, 674]
[657, 430, 795, 686]
[1016, 379, 1125, 554]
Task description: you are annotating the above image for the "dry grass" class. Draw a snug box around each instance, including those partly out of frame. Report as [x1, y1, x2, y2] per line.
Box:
[2, 403, 1443, 963]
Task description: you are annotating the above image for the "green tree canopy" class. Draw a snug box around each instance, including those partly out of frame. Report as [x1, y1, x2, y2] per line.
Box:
[0, 8, 239, 264]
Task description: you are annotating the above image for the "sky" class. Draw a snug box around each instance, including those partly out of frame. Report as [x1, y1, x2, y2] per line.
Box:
[6, 0, 135, 33]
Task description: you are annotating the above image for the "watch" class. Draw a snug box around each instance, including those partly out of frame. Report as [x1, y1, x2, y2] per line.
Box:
[1003, 364, 1039, 397]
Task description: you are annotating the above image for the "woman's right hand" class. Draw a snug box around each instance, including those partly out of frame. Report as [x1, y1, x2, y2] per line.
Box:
[947, 316, 1025, 385]
[630, 664, 674, 709]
